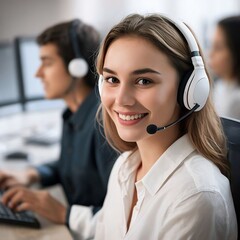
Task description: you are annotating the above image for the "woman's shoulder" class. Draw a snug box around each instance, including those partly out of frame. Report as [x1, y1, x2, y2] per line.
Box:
[182, 153, 230, 198]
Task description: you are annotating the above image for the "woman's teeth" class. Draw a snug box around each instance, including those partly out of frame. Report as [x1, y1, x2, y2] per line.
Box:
[119, 113, 145, 121]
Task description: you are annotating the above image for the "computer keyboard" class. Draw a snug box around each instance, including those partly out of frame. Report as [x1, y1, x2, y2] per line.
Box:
[0, 190, 40, 229]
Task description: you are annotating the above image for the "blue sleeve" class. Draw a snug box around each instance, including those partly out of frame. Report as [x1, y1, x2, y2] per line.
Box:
[36, 160, 60, 187]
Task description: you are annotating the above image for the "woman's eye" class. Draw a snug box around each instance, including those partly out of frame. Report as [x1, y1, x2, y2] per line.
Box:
[105, 77, 119, 84]
[137, 78, 152, 85]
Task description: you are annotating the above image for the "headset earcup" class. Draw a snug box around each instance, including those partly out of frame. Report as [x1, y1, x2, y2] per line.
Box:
[186, 69, 210, 111]
[98, 75, 104, 97]
[177, 70, 193, 109]
[68, 58, 89, 78]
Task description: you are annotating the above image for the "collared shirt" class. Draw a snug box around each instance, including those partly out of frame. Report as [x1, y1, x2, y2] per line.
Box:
[94, 134, 237, 240]
[37, 89, 118, 211]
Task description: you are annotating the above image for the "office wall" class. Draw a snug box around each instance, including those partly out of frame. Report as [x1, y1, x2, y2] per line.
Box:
[74, 0, 240, 44]
[0, 0, 75, 41]
[1, 0, 239, 43]
[0, 0, 126, 41]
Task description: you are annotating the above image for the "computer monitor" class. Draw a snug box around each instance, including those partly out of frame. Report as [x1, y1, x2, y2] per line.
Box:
[0, 42, 22, 116]
[15, 37, 65, 111]
[15, 37, 44, 100]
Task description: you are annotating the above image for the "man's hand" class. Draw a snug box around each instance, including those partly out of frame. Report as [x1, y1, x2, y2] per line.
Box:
[0, 168, 40, 190]
[1, 187, 67, 224]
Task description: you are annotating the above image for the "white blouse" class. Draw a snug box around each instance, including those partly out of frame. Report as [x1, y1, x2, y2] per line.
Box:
[94, 134, 237, 240]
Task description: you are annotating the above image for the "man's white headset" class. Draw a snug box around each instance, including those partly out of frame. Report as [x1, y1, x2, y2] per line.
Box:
[68, 19, 89, 78]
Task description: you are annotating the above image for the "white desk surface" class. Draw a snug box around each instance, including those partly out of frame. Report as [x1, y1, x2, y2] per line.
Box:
[0, 109, 62, 165]
[0, 217, 73, 240]
[0, 109, 73, 240]
[0, 184, 73, 240]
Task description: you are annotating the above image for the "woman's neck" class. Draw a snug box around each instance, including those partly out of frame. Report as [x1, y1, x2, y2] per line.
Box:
[136, 126, 181, 181]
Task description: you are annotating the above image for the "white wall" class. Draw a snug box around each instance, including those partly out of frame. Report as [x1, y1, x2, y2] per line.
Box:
[1, 0, 239, 44]
[0, 0, 75, 41]
[72, 0, 240, 46]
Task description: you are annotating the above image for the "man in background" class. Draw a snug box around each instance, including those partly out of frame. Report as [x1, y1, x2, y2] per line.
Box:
[0, 19, 118, 226]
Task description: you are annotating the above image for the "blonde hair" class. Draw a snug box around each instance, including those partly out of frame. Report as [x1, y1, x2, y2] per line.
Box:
[96, 14, 229, 177]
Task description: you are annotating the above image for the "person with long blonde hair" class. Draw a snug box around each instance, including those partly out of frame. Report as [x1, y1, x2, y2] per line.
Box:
[69, 13, 237, 240]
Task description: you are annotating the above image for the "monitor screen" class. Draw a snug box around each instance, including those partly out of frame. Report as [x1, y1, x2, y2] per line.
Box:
[17, 37, 44, 99]
[0, 42, 20, 106]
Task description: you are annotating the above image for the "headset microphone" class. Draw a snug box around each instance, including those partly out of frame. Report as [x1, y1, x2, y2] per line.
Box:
[146, 104, 200, 134]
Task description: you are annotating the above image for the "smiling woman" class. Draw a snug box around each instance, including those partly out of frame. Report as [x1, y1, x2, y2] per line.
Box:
[86, 13, 237, 240]
[101, 35, 180, 144]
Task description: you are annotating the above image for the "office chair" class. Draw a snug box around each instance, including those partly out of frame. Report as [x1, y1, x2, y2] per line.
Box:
[221, 117, 240, 237]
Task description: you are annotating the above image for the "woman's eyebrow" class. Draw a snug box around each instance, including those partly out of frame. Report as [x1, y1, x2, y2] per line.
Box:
[102, 67, 161, 75]
[103, 68, 116, 74]
[132, 68, 161, 75]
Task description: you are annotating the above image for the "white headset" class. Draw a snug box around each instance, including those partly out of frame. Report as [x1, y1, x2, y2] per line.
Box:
[98, 14, 210, 111]
[68, 19, 89, 78]
[98, 74, 104, 97]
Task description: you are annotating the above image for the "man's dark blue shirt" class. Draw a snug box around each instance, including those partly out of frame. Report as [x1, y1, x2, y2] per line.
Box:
[37, 89, 118, 214]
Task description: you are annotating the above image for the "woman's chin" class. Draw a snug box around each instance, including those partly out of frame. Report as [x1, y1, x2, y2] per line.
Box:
[118, 131, 142, 143]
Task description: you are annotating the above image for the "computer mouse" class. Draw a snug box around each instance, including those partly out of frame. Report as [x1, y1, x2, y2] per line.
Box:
[5, 151, 29, 160]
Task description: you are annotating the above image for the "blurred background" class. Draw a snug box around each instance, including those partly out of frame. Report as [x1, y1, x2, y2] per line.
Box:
[0, 0, 240, 167]
[1, 0, 240, 42]
[1, 0, 240, 112]
[1, 0, 240, 113]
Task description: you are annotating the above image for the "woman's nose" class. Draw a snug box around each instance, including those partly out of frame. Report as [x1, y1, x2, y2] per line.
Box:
[115, 84, 135, 106]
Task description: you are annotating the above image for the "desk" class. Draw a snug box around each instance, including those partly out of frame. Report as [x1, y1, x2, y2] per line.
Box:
[0, 216, 73, 240]
[0, 109, 62, 165]
[0, 185, 72, 240]
[0, 110, 72, 239]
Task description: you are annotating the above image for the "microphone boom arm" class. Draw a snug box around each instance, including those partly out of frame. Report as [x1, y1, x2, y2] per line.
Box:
[146, 103, 200, 134]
